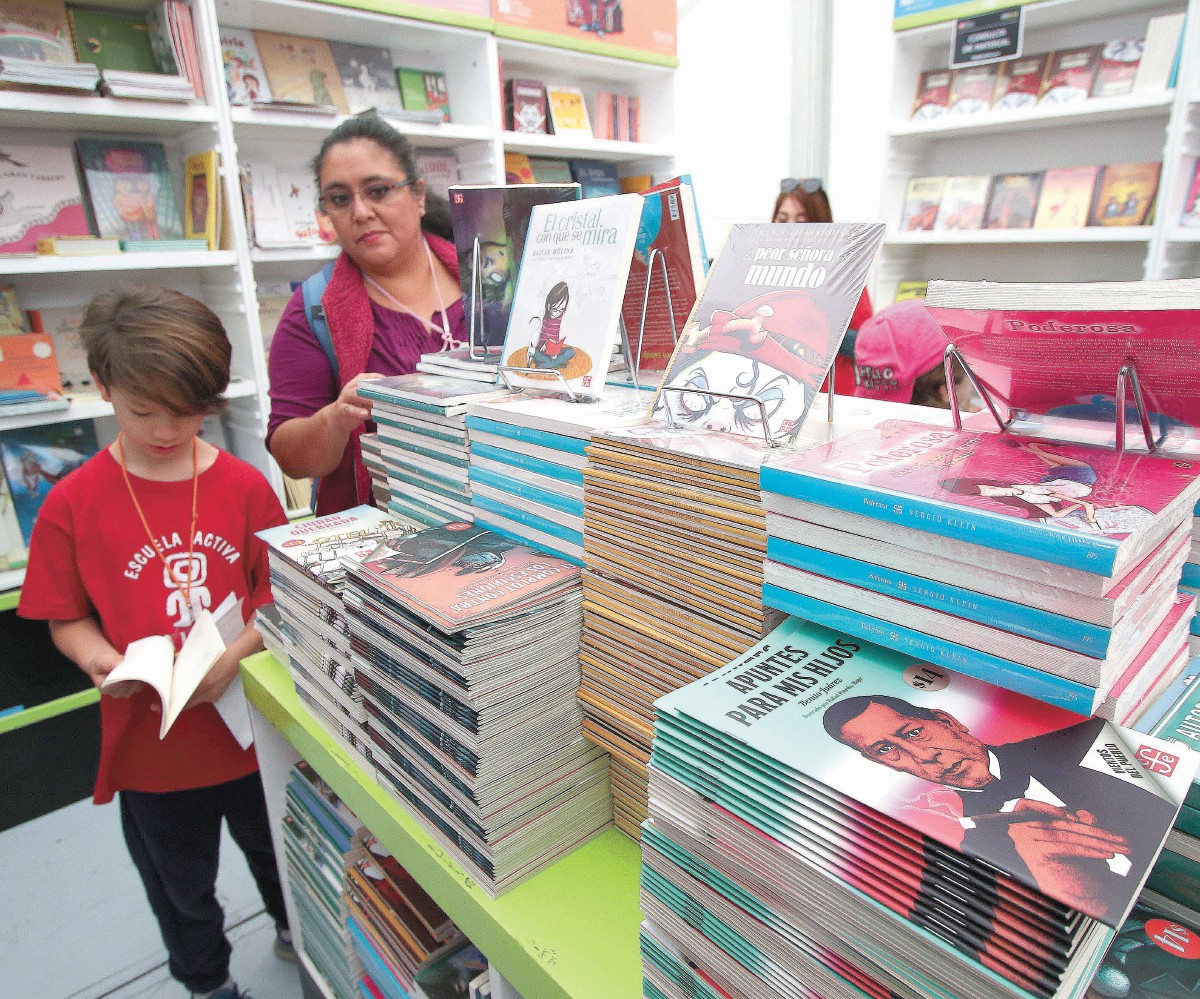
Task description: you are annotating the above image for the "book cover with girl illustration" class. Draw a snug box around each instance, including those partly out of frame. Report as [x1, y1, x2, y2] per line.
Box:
[500, 193, 642, 397]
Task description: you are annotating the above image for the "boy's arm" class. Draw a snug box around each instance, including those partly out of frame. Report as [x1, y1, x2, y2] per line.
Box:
[48, 617, 139, 698]
[184, 617, 265, 708]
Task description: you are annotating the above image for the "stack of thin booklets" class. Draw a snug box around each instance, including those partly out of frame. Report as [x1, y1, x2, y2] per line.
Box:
[463, 386, 649, 565]
[357, 432, 391, 509]
[760, 420, 1200, 719]
[343, 829, 472, 999]
[357, 374, 508, 527]
[416, 346, 500, 385]
[1185, 507, 1200, 654]
[342, 522, 612, 896]
[283, 762, 363, 999]
[257, 506, 418, 778]
[641, 615, 1199, 999]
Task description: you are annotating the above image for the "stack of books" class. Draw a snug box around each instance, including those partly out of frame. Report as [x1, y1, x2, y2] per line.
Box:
[415, 346, 500, 385]
[356, 374, 508, 527]
[0, 57, 98, 90]
[283, 762, 364, 999]
[641, 616, 1197, 999]
[257, 507, 418, 778]
[760, 420, 1200, 717]
[357, 433, 391, 509]
[1186, 505, 1200, 654]
[98, 69, 195, 100]
[463, 387, 649, 564]
[342, 522, 612, 895]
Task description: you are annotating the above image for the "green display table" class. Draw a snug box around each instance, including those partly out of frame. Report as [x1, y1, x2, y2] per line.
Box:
[242, 651, 643, 999]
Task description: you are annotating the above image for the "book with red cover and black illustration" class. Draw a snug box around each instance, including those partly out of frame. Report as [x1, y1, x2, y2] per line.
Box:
[446, 183, 579, 351]
[1039, 45, 1103, 105]
[947, 62, 999, 115]
[1089, 162, 1161, 227]
[620, 176, 706, 373]
[992, 53, 1049, 110]
[924, 279, 1200, 457]
[910, 67, 951, 120]
[1091, 38, 1144, 98]
[504, 77, 547, 133]
[984, 172, 1043, 229]
[650, 221, 885, 442]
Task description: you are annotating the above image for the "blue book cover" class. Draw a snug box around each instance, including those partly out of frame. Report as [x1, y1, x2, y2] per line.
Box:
[469, 465, 582, 518]
[0, 419, 98, 545]
[470, 493, 582, 548]
[465, 414, 589, 455]
[568, 158, 621, 198]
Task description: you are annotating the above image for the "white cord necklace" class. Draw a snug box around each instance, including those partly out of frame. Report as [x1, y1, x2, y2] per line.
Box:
[363, 237, 460, 350]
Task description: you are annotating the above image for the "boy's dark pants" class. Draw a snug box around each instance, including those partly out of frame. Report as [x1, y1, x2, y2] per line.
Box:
[119, 772, 289, 994]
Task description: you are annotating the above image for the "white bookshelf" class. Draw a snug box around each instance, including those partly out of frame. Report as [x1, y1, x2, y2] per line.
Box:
[876, 0, 1200, 302]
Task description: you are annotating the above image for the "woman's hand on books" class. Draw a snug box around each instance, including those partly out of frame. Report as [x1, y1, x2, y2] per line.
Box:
[325, 373, 383, 435]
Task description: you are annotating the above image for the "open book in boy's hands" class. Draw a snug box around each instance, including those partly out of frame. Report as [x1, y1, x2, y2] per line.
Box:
[102, 610, 227, 739]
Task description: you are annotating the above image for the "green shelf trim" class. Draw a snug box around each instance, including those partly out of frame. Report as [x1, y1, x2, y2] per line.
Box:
[0, 687, 99, 735]
[494, 24, 678, 67]
[308, 0, 495, 30]
[241, 651, 644, 999]
[0, 588, 20, 612]
[893, 0, 1037, 31]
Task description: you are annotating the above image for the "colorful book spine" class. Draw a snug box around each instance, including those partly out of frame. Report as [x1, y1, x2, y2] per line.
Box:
[463, 415, 590, 456]
[467, 441, 584, 485]
[469, 465, 583, 518]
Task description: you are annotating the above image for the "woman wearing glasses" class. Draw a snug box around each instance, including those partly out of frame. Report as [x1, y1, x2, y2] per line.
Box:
[772, 177, 875, 394]
[266, 113, 466, 516]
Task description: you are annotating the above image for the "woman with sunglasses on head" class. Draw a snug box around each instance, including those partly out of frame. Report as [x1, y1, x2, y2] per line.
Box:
[771, 176, 874, 395]
[266, 112, 466, 516]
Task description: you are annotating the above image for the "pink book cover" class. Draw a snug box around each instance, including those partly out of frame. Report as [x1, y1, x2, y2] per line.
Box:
[929, 300, 1200, 454]
[355, 522, 579, 629]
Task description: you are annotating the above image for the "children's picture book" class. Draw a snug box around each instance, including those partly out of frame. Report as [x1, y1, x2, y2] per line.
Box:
[983, 171, 1043, 229]
[657, 614, 1197, 927]
[932, 175, 990, 230]
[252, 31, 347, 112]
[75, 138, 183, 241]
[220, 27, 272, 104]
[946, 62, 999, 115]
[184, 150, 219, 250]
[909, 67, 950, 120]
[505, 78, 548, 133]
[24, 304, 89, 391]
[568, 159, 621, 198]
[621, 177, 706, 372]
[503, 151, 534, 185]
[651, 221, 886, 442]
[102, 608, 226, 738]
[0, 470, 26, 570]
[1, 0, 74, 62]
[396, 66, 450, 121]
[447, 183, 580, 350]
[330, 41, 402, 115]
[1039, 45, 1103, 105]
[1090, 162, 1161, 227]
[67, 7, 158, 73]
[0, 142, 89, 254]
[899, 175, 945, 231]
[0, 332, 62, 396]
[1033, 165, 1098, 229]
[925, 278, 1200, 456]
[500, 193, 643, 397]
[1180, 159, 1200, 228]
[0, 419, 97, 544]
[245, 160, 329, 247]
[1091, 38, 1143, 98]
[545, 84, 591, 135]
[991, 53, 1049, 110]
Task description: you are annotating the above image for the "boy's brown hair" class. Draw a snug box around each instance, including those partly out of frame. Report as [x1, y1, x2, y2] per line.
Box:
[79, 285, 231, 414]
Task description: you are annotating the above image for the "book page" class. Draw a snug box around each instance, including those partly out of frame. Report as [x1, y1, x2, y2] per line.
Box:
[103, 634, 174, 708]
[210, 594, 254, 749]
[161, 610, 225, 737]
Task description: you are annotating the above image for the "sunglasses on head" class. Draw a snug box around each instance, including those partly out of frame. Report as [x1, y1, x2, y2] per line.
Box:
[780, 177, 823, 195]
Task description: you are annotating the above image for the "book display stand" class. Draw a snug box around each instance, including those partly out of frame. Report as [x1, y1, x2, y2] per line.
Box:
[465, 236, 502, 364]
[626, 247, 680, 380]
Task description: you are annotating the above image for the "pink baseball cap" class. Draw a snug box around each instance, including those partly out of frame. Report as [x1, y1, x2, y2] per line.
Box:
[852, 299, 950, 402]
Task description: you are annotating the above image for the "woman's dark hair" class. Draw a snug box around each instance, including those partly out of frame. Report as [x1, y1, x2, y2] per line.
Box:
[772, 186, 834, 224]
[310, 111, 453, 241]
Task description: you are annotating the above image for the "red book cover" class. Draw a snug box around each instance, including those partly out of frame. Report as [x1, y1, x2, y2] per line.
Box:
[947, 62, 999, 115]
[1039, 45, 1103, 105]
[911, 67, 951, 120]
[984, 172, 1043, 229]
[1091, 38, 1143, 98]
[505, 77, 547, 133]
[992, 53, 1049, 111]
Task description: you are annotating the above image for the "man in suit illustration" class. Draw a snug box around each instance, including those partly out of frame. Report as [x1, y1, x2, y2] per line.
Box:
[822, 694, 1178, 919]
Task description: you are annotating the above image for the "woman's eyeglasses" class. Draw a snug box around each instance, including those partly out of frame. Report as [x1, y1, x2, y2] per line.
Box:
[780, 177, 823, 195]
[318, 178, 416, 213]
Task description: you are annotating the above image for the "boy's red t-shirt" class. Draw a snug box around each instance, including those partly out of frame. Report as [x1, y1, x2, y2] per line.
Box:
[18, 448, 287, 804]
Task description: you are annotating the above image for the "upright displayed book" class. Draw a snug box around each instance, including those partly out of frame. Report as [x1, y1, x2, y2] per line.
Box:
[329, 41, 402, 115]
[504, 78, 547, 133]
[220, 27, 272, 104]
[1090, 162, 1161, 227]
[545, 84, 590, 135]
[568, 160, 621, 199]
[446, 183, 580, 350]
[184, 150, 219, 250]
[0, 419, 98, 545]
[67, 7, 159, 73]
[992, 52, 1048, 110]
[24, 304, 89, 392]
[983, 171, 1043, 229]
[910, 67, 950, 119]
[650, 221, 885, 441]
[252, 31, 347, 112]
[500, 193, 643, 397]
[0, 332, 62, 396]
[899, 175, 945, 231]
[74, 138, 183, 241]
[502, 151, 534, 185]
[0, 142, 89, 254]
[1133, 12, 1185, 93]
[947, 62, 998, 115]
[1181, 160, 1200, 228]
[396, 67, 449, 121]
[1033, 165, 1098, 229]
[1, 0, 73, 62]
[932, 175, 990, 230]
[413, 150, 459, 200]
[1091, 38, 1143, 98]
[244, 160, 329, 247]
[1039, 45, 1103, 105]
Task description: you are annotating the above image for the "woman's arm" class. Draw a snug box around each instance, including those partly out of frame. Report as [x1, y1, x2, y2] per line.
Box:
[267, 374, 378, 479]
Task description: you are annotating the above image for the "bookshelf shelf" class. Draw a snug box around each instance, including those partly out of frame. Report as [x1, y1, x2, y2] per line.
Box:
[229, 110, 495, 147]
[1165, 227, 1200, 242]
[0, 250, 238, 276]
[0, 93, 219, 134]
[897, 0, 1179, 41]
[885, 227, 1154, 246]
[249, 244, 341, 264]
[503, 133, 673, 163]
[242, 651, 643, 999]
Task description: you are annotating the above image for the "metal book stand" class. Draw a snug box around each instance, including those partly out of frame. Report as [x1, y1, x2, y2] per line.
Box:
[655, 385, 838, 448]
[622, 248, 679, 387]
[466, 237, 504, 363]
[943, 344, 1158, 454]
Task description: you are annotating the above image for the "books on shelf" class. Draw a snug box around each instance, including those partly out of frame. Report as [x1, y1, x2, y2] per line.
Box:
[899, 175, 945, 231]
[931, 174, 989, 231]
[252, 30, 348, 113]
[1039, 44, 1102, 106]
[184, 150, 220, 250]
[504, 78, 547, 133]
[982, 171, 1043, 229]
[545, 83, 591, 135]
[67, 6, 160, 73]
[946, 62, 998, 116]
[98, 69, 194, 101]
[0, 332, 62, 396]
[1134, 12, 1186, 93]
[24, 304, 90, 392]
[243, 159, 331, 248]
[220, 27, 272, 104]
[413, 150, 459, 201]
[568, 159, 621, 198]
[1091, 38, 1143, 98]
[1089, 161, 1161, 227]
[502, 151, 534, 185]
[910, 67, 950, 120]
[1033, 165, 1098, 229]
[1180, 159, 1200, 229]
[529, 157, 573, 185]
[500, 193, 643, 398]
[0, 419, 98, 545]
[0, 53, 98, 89]
[0, 142, 89, 254]
[1, 0, 74, 63]
[35, 235, 121, 254]
[330, 41, 402, 116]
[147, 0, 205, 101]
[991, 52, 1048, 110]
[0, 284, 22, 335]
[396, 66, 450, 122]
[74, 137, 184, 241]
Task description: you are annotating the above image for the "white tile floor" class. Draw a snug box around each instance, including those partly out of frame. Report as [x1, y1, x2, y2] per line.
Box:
[2, 797, 304, 999]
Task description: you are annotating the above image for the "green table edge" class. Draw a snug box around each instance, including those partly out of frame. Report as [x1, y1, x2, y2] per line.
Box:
[309, 0, 495, 31]
[494, 24, 679, 67]
[0, 687, 99, 735]
[0, 587, 20, 613]
[241, 650, 644, 999]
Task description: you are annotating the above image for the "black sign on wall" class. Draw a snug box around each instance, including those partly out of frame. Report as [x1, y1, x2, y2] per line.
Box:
[951, 7, 1024, 68]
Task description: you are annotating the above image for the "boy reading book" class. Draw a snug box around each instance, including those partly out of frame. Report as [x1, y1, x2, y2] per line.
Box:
[18, 286, 292, 999]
